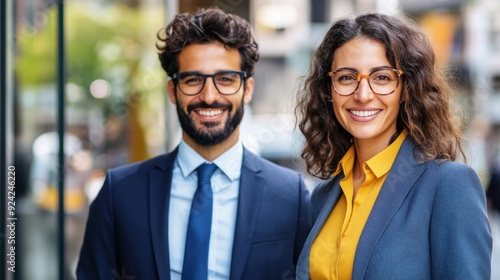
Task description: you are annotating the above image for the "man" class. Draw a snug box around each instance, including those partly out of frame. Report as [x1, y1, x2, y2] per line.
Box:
[77, 8, 311, 280]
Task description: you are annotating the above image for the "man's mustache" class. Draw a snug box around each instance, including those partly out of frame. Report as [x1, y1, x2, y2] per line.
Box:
[187, 102, 232, 113]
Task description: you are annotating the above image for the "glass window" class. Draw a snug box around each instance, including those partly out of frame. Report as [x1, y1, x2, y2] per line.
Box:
[13, 1, 166, 279]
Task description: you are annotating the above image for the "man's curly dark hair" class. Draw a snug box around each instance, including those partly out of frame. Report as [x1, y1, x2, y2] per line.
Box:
[156, 8, 259, 78]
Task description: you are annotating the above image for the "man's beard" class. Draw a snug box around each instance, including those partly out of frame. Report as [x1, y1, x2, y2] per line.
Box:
[176, 98, 244, 146]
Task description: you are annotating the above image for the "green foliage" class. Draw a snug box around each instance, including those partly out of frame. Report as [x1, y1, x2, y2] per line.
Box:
[16, 2, 165, 103]
[15, 7, 58, 85]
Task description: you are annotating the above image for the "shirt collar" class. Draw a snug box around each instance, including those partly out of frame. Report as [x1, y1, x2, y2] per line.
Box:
[176, 139, 243, 180]
[333, 130, 408, 178]
[334, 146, 355, 177]
[366, 130, 407, 178]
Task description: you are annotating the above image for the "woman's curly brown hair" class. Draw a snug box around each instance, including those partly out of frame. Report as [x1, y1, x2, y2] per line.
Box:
[156, 8, 259, 78]
[295, 13, 465, 179]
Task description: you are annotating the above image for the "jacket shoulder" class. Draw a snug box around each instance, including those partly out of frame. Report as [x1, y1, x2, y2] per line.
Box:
[244, 148, 302, 177]
[107, 151, 175, 182]
[423, 160, 480, 184]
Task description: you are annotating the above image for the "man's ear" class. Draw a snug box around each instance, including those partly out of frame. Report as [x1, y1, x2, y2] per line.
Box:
[243, 77, 254, 104]
[167, 80, 176, 104]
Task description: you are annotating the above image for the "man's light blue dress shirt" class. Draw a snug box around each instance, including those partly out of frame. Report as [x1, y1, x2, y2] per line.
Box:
[169, 140, 242, 279]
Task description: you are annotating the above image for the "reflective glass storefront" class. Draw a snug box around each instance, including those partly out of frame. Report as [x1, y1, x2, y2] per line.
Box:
[2, 1, 169, 279]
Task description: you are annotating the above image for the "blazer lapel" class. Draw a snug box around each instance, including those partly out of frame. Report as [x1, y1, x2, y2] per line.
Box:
[149, 149, 178, 280]
[296, 176, 343, 279]
[229, 149, 265, 280]
[352, 138, 426, 279]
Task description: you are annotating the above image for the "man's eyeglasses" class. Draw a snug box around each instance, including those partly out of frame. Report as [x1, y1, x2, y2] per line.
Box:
[172, 70, 247, 96]
[327, 68, 403, 96]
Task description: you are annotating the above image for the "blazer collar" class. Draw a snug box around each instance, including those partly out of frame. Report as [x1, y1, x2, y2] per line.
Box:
[149, 148, 178, 280]
[352, 137, 426, 279]
[229, 148, 265, 280]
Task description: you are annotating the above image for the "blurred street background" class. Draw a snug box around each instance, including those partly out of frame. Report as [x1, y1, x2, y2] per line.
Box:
[2, 0, 500, 279]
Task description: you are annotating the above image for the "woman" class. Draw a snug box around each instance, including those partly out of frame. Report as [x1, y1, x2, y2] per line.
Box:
[295, 13, 492, 279]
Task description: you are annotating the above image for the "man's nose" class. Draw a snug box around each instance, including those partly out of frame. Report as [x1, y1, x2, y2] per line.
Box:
[199, 77, 220, 104]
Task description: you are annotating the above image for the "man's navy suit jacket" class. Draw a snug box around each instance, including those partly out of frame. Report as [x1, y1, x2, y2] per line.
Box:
[77, 147, 312, 279]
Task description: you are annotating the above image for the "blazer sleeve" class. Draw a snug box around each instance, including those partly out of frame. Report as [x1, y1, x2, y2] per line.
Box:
[76, 171, 117, 279]
[429, 162, 492, 279]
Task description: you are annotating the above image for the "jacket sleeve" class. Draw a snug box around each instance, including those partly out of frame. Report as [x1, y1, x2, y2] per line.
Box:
[76, 171, 118, 279]
[430, 162, 492, 279]
[294, 174, 312, 265]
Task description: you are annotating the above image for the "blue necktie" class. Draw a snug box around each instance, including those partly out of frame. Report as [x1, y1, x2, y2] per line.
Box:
[182, 163, 217, 280]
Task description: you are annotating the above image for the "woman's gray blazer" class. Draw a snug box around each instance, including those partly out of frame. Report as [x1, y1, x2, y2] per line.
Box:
[296, 138, 492, 280]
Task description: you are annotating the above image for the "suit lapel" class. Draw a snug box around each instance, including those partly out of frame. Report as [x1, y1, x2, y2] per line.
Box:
[352, 139, 426, 279]
[149, 149, 178, 280]
[229, 149, 265, 280]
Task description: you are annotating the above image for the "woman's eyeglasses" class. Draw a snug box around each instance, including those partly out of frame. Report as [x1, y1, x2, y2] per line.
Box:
[328, 68, 403, 96]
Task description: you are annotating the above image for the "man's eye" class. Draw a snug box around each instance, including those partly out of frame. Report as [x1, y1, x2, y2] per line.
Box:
[217, 76, 234, 83]
[182, 76, 203, 84]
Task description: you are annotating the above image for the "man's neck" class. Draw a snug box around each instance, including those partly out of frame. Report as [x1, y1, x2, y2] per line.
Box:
[183, 130, 240, 162]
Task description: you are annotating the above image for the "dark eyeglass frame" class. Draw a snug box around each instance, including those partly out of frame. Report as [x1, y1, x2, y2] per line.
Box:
[172, 70, 247, 96]
[327, 68, 404, 96]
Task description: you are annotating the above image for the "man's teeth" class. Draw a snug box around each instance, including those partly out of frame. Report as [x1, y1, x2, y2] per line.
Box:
[350, 110, 381, 117]
[198, 109, 223, 117]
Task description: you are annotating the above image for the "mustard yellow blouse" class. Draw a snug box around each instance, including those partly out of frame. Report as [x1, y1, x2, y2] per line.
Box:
[309, 131, 407, 280]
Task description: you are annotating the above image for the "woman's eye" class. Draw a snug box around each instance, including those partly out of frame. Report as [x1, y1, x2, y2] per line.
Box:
[337, 74, 357, 82]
